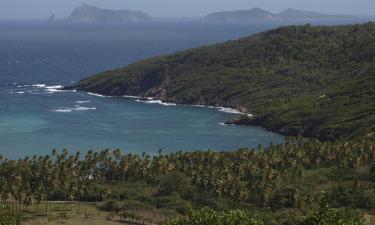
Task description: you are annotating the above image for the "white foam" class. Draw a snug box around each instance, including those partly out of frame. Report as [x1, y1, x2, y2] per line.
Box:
[54, 109, 73, 113]
[217, 107, 244, 114]
[136, 99, 176, 106]
[9, 91, 25, 94]
[160, 102, 177, 106]
[76, 100, 90, 104]
[74, 106, 96, 111]
[218, 122, 235, 126]
[44, 85, 64, 93]
[32, 84, 46, 88]
[123, 95, 142, 99]
[53, 106, 96, 113]
[193, 105, 253, 116]
[87, 92, 107, 97]
[46, 85, 63, 89]
[83, 91, 251, 115]
[192, 104, 206, 108]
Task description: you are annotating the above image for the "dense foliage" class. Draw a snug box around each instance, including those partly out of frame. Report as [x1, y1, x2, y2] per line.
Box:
[163, 208, 263, 225]
[162, 195, 366, 225]
[1, 138, 374, 223]
[70, 22, 375, 141]
[0, 205, 21, 225]
[301, 194, 366, 225]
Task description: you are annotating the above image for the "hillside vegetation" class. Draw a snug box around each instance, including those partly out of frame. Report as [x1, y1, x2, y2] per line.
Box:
[70, 22, 375, 141]
[1, 139, 375, 224]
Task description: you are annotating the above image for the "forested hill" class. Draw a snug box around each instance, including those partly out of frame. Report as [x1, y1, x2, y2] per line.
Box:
[70, 22, 375, 141]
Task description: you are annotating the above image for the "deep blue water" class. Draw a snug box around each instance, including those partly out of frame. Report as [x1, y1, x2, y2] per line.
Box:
[0, 22, 285, 159]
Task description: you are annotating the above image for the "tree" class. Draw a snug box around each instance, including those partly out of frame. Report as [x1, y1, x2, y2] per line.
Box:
[302, 193, 365, 225]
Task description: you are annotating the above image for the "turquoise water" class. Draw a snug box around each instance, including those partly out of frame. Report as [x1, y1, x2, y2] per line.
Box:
[0, 22, 283, 158]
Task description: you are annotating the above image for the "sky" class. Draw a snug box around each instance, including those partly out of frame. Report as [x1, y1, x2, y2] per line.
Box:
[0, 0, 374, 19]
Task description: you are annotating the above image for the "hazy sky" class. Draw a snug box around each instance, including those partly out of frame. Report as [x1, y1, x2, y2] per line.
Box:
[1, 0, 374, 19]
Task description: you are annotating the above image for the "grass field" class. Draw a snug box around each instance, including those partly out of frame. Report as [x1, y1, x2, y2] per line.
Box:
[17, 202, 159, 225]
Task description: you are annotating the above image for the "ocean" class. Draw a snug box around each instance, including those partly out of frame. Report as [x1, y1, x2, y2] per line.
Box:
[0, 22, 286, 158]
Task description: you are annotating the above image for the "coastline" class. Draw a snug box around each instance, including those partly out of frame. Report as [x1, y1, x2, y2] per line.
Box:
[84, 90, 253, 116]
[63, 88, 291, 139]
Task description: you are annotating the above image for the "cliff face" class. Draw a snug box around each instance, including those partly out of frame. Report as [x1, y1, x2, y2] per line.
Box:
[67, 4, 152, 23]
[69, 23, 375, 141]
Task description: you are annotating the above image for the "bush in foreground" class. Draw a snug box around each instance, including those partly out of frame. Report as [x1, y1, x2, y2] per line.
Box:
[163, 198, 366, 225]
[302, 194, 365, 225]
[0, 205, 21, 225]
[163, 208, 263, 225]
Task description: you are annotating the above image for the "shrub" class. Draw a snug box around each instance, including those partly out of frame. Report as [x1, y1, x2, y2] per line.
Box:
[302, 193, 365, 225]
[100, 200, 122, 212]
[163, 208, 263, 225]
[330, 184, 375, 209]
[0, 205, 21, 225]
[158, 171, 195, 199]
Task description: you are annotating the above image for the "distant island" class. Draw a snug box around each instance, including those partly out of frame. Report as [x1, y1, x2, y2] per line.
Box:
[47, 5, 363, 24]
[66, 23, 375, 141]
[66, 3, 152, 23]
[47, 14, 55, 23]
[204, 8, 357, 22]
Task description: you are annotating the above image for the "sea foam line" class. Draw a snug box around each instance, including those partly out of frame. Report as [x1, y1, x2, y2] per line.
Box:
[87, 92, 109, 97]
[123, 95, 142, 99]
[136, 99, 177, 106]
[76, 100, 90, 104]
[53, 105, 96, 113]
[82, 91, 252, 116]
[32, 84, 46, 88]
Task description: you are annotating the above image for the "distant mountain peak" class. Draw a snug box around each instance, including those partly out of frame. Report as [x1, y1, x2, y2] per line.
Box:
[204, 7, 356, 23]
[205, 7, 279, 22]
[278, 8, 356, 20]
[67, 4, 152, 23]
[78, 3, 96, 8]
[47, 14, 55, 23]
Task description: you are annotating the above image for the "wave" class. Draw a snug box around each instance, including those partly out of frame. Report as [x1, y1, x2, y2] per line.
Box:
[216, 107, 244, 114]
[19, 84, 73, 94]
[196, 105, 251, 115]
[45, 85, 64, 93]
[53, 105, 96, 113]
[123, 95, 142, 99]
[218, 122, 235, 126]
[136, 99, 177, 106]
[76, 100, 90, 104]
[87, 92, 108, 97]
[9, 91, 25, 94]
[75, 106, 96, 111]
[81, 91, 252, 116]
[54, 109, 73, 113]
[191, 104, 206, 108]
[32, 84, 46, 88]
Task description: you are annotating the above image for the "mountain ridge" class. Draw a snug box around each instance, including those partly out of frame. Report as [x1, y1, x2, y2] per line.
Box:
[67, 3, 152, 23]
[67, 23, 375, 141]
[204, 8, 357, 22]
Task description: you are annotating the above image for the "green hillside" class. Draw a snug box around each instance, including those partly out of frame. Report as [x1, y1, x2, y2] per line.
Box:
[70, 22, 375, 141]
